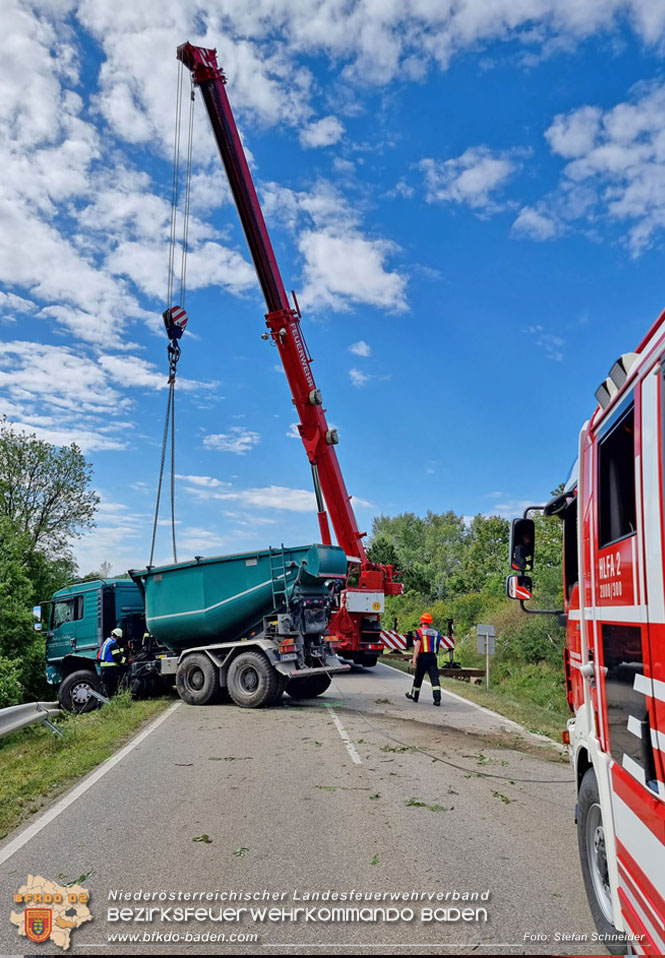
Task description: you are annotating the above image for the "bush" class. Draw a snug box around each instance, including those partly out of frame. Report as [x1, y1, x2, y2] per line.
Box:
[0, 657, 23, 708]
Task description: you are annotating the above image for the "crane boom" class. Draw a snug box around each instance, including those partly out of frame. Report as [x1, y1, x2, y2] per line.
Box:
[178, 42, 402, 660]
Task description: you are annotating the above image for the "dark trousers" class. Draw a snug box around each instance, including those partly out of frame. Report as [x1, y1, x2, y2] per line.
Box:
[101, 666, 126, 697]
[411, 652, 441, 702]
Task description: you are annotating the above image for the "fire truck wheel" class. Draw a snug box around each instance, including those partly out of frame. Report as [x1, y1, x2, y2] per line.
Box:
[176, 653, 220, 706]
[361, 655, 378, 668]
[577, 767, 623, 954]
[58, 670, 103, 712]
[227, 651, 278, 708]
[285, 674, 331, 699]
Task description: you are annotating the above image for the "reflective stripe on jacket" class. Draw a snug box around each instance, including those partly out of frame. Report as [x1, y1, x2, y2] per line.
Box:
[416, 627, 441, 654]
[97, 637, 125, 666]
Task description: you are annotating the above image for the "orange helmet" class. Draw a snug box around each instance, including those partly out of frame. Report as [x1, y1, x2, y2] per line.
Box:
[420, 612, 433, 624]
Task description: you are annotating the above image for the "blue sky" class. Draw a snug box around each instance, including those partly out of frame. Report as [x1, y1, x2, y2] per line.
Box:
[2, 0, 665, 574]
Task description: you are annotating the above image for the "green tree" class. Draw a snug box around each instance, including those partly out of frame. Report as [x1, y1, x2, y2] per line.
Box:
[0, 417, 99, 557]
[366, 534, 399, 569]
[461, 514, 510, 596]
[370, 510, 465, 598]
[0, 518, 46, 701]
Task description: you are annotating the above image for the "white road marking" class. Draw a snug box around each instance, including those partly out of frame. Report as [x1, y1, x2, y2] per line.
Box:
[325, 705, 361, 764]
[0, 702, 181, 866]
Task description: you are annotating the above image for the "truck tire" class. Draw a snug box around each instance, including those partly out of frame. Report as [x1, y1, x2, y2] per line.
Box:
[58, 670, 103, 713]
[227, 651, 277, 708]
[268, 671, 288, 706]
[361, 654, 379, 668]
[286, 673, 331, 699]
[577, 767, 624, 955]
[176, 653, 220, 706]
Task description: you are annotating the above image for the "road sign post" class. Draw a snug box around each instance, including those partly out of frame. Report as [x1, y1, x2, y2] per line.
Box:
[476, 624, 496, 691]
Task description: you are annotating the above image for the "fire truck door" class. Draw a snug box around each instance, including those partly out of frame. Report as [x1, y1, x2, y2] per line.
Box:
[591, 379, 665, 951]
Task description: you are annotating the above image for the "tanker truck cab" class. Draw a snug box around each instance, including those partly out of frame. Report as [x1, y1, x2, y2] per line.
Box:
[506, 324, 665, 955]
[46, 578, 145, 712]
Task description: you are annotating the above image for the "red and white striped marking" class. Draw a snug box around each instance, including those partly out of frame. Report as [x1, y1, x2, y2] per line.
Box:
[169, 305, 188, 330]
[380, 630, 456, 652]
[380, 629, 406, 651]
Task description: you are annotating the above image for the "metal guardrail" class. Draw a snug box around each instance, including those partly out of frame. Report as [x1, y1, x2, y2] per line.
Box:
[0, 701, 62, 740]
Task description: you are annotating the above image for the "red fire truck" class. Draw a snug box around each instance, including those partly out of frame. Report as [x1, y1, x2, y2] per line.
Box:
[507, 311, 665, 954]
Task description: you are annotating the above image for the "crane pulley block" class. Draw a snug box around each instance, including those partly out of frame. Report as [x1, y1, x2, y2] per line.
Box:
[163, 305, 189, 340]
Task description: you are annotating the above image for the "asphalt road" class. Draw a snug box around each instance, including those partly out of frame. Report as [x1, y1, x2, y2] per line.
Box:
[0, 662, 605, 956]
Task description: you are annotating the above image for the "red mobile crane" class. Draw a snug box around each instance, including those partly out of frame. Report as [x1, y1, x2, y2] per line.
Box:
[177, 42, 402, 666]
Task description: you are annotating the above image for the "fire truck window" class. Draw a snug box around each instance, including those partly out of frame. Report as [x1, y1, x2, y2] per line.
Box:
[563, 498, 578, 600]
[601, 624, 656, 791]
[598, 407, 636, 547]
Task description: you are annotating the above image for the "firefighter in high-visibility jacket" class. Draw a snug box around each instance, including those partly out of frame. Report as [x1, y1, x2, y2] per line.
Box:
[97, 627, 128, 696]
[405, 613, 442, 706]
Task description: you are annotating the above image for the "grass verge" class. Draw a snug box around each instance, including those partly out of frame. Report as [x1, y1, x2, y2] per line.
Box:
[382, 655, 570, 742]
[0, 692, 173, 840]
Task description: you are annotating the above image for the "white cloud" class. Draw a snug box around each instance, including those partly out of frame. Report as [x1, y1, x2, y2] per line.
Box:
[512, 205, 561, 240]
[299, 115, 344, 148]
[106, 239, 255, 300]
[522, 324, 565, 361]
[203, 427, 261, 454]
[178, 527, 227, 554]
[349, 494, 373, 509]
[299, 229, 406, 311]
[349, 340, 372, 357]
[73, 492, 149, 573]
[517, 81, 665, 254]
[386, 179, 415, 199]
[175, 473, 231, 489]
[0, 418, 129, 453]
[286, 422, 301, 439]
[0, 291, 38, 318]
[0, 342, 126, 416]
[262, 180, 407, 312]
[97, 354, 217, 393]
[419, 147, 523, 212]
[349, 367, 370, 387]
[545, 105, 603, 159]
[179, 478, 318, 512]
[486, 496, 545, 519]
[218, 485, 316, 512]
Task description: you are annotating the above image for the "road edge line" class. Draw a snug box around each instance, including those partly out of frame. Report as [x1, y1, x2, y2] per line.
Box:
[0, 701, 181, 866]
[325, 705, 361, 764]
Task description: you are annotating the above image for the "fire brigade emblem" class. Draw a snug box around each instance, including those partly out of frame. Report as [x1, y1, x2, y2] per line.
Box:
[11, 875, 92, 950]
[25, 908, 52, 942]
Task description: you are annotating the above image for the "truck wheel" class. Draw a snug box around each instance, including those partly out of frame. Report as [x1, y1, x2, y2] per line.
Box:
[577, 767, 624, 955]
[58, 670, 103, 713]
[268, 671, 288, 706]
[227, 651, 277, 708]
[286, 673, 331, 699]
[176, 653, 220, 706]
[362, 654, 379, 668]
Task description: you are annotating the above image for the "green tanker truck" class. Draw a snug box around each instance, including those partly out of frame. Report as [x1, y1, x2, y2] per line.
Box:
[46, 543, 349, 711]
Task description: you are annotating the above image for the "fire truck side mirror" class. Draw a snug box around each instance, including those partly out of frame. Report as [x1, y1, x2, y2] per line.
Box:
[506, 574, 533, 601]
[510, 517, 535, 572]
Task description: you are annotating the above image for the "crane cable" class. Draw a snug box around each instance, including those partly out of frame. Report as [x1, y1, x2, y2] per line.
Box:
[149, 67, 195, 567]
